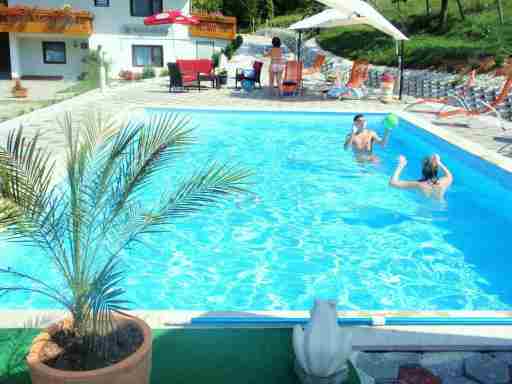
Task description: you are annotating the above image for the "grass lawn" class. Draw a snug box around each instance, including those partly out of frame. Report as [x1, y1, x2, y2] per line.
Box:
[56, 80, 99, 98]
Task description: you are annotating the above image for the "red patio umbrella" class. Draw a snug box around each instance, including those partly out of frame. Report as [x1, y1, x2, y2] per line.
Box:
[144, 10, 199, 26]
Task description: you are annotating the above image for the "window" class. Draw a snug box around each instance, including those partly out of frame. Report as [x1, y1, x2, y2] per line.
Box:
[130, 0, 162, 17]
[94, 0, 110, 6]
[132, 45, 163, 67]
[42, 42, 66, 64]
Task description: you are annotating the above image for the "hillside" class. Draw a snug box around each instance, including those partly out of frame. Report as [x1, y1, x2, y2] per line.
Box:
[271, 0, 512, 71]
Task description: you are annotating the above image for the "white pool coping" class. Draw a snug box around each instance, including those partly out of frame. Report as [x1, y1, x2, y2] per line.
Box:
[2, 310, 512, 351]
[2, 106, 512, 351]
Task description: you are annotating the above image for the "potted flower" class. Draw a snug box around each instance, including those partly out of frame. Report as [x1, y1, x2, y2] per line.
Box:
[380, 72, 395, 103]
[0, 112, 251, 384]
[11, 78, 28, 98]
[215, 68, 228, 86]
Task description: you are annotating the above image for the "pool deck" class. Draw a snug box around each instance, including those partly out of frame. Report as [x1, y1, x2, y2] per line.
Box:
[1, 35, 512, 350]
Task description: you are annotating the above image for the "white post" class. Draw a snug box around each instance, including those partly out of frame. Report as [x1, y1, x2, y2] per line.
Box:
[8, 33, 21, 79]
[98, 45, 106, 93]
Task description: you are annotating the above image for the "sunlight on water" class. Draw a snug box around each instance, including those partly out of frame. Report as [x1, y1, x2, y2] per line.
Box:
[1, 109, 511, 311]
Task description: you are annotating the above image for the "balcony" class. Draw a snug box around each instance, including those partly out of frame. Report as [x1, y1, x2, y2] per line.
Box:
[189, 12, 236, 41]
[0, 5, 93, 36]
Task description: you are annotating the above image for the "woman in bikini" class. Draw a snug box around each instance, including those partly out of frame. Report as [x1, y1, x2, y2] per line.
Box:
[265, 37, 285, 97]
[389, 154, 453, 200]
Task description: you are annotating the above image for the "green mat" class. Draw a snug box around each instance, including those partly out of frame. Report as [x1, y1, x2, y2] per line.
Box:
[0, 328, 298, 384]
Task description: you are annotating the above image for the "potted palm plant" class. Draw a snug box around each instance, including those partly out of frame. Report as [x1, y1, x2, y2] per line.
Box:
[0, 112, 251, 384]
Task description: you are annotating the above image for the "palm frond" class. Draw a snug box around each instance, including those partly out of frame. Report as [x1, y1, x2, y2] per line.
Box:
[0, 111, 254, 364]
[0, 268, 71, 309]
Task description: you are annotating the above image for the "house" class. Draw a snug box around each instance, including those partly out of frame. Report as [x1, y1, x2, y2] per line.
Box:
[0, 0, 236, 80]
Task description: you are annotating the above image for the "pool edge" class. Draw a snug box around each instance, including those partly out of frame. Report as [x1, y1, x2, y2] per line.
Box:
[138, 105, 512, 175]
[3, 309, 512, 350]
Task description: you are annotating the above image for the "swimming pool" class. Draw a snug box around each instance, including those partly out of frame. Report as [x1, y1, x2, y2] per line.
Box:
[1, 109, 511, 312]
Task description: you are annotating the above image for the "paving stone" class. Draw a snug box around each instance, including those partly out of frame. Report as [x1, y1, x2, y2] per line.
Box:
[464, 353, 510, 384]
[398, 366, 441, 384]
[441, 377, 479, 384]
[420, 352, 479, 378]
[490, 352, 512, 365]
[355, 352, 420, 381]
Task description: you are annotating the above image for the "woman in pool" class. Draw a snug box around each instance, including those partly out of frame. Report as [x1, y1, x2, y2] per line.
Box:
[389, 154, 453, 199]
[265, 37, 285, 97]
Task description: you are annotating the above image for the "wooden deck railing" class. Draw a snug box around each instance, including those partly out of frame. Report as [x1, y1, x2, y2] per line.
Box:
[0, 5, 93, 36]
[189, 13, 237, 41]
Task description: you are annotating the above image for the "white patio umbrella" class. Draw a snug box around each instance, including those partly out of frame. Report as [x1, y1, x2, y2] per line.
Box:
[314, 0, 408, 41]
[289, 0, 408, 98]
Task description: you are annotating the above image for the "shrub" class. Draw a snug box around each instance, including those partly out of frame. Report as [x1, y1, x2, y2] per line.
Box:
[267, 13, 304, 28]
[220, 34, 244, 60]
[212, 51, 221, 68]
[81, 49, 112, 86]
[142, 65, 156, 79]
[160, 68, 170, 77]
[234, 34, 244, 50]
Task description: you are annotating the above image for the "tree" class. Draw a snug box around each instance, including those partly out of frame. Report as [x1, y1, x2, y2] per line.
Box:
[240, 0, 259, 32]
[265, 0, 274, 21]
[193, 0, 223, 13]
[438, 0, 449, 30]
[0, 112, 251, 369]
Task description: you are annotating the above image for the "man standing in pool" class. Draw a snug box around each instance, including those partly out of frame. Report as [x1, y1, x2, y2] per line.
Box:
[344, 114, 392, 162]
[389, 154, 453, 200]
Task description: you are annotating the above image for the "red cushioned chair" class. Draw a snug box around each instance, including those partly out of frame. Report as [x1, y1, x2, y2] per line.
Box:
[196, 59, 216, 89]
[176, 60, 200, 91]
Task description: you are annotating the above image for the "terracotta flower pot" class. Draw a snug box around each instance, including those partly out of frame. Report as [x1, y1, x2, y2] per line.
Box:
[27, 315, 152, 384]
[12, 88, 28, 98]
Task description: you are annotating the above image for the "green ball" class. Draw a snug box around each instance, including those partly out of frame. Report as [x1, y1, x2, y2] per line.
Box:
[384, 113, 399, 129]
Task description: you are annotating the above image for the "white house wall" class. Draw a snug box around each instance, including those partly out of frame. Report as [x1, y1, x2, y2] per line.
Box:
[16, 35, 88, 79]
[6, 0, 234, 78]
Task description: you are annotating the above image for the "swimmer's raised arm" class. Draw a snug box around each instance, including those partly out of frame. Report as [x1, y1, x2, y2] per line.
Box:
[389, 155, 420, 189]
[433, 154, 453, 186]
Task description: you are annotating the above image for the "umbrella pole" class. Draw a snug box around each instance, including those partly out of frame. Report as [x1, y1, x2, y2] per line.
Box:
[297, 30, 303, 62]
[398, 40, 405, 100]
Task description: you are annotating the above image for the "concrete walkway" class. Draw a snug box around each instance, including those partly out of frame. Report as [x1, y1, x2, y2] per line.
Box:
[0, 35, 511, 164]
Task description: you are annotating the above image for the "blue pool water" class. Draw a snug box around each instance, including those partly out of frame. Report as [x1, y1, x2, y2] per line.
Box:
[1, 109, 512, 311]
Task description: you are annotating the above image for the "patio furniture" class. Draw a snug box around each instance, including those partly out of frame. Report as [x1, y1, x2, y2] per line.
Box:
[322, 59, 369, 100]
[196, 59, 216, 89]
[282, 60, 304, 96]
[175, 59, 216, 91]
[303, 54, 326, 76]
[168, 62, 184, 92]
[235, 61, 263, 89]
[438, 72, 512, 120]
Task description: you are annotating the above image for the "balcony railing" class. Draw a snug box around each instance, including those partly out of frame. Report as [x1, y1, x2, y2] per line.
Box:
[0, 5, 93, 36]
[189, 13, 236, 41]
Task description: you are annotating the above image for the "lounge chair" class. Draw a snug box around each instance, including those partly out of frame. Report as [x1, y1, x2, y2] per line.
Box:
[282, 60, 304, 96]
[324, 59, 369, 100]
[235, 61, 263, 89]
[438, 71, 512, 119]
[303, 54, 326, 76]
